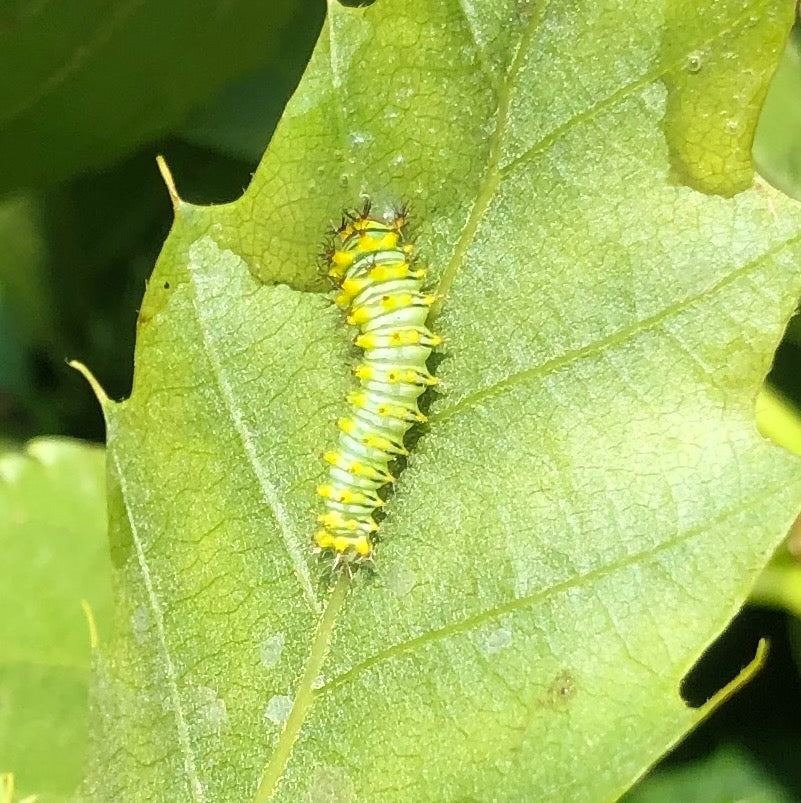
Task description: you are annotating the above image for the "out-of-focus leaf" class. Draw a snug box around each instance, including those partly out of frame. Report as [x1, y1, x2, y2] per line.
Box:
[756, 384, 801, 457]
[755, 30, 801, 200]
[178, 6, 324, 163]
[81, 1, 801, 800]
[0, 439, 110, 802]
[0, 0, 307, 192]
[0, 194, 52, 346]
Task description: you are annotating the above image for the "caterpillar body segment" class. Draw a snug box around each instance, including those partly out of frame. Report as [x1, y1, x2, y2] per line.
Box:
[314, 204, 438, 568]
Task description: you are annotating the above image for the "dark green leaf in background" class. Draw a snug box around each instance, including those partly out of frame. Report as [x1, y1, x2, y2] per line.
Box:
[0, 0, 315, 194]
[75, 0, 801, 800]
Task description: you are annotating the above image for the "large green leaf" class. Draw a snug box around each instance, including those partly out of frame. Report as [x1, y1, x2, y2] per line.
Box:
[81, 1, 801, 800]
[0, 0, 310, 193]
[0, 439, 110, 802]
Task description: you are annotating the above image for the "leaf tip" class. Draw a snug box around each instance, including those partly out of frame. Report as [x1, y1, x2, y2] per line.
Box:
[697, 638, 768, 718]
[156, 154, 182, 212]
[68, 359, 110, 409]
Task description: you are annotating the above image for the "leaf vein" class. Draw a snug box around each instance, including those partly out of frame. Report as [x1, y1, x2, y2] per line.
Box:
[431, 231, 801, 424]
[111, 449, 204, 802]
[319, 478, 786, 694]
[187, 269, 321, 615]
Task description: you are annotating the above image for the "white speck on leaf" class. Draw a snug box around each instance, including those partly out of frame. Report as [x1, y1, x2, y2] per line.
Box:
[264, 694, 293, 726]
[259, 632, 285, 669]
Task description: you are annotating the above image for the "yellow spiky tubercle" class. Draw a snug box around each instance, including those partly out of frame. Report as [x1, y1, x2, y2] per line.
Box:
[314, 205, 440, 567]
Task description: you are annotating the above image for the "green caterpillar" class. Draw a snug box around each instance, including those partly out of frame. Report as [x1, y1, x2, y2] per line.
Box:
[314, 203, 440, 568]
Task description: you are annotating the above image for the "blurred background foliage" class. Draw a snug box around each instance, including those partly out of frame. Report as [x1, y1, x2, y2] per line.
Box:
[0, 0, 326, 441]
[0, 1, 800, 798]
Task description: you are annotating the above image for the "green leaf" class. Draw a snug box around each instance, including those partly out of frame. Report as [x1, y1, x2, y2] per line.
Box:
[755, 29, 801, 200]
[0, 439, 110, 802]
[83, 1, 801, 800]
[0, 0, 308, 192]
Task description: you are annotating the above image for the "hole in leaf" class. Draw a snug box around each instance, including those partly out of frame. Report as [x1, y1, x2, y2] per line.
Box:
[645, 607, 801, 790]
[681, 630, 762, 710]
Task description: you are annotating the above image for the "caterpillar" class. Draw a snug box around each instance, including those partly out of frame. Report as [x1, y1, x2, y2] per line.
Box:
[313, 202, 440, 568]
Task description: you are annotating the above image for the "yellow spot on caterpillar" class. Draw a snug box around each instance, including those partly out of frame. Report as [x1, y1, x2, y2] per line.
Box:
[355, 333, 378, 349]
[319, 487, 378, 506]
[331, 250, 354, 269]
[354, 364, 374, 380]
[359, 231, 399, 251]
[377, 231, 399, 249]
[393, 329, 420, 345]
[368, 264, 411, 282]
[363, 434, 388, 450]
[314, 529, 335, 549]
[337, 417, 356, 435]
[379, 293, 411, 311]
[341, 277, 368, 297]
[378, 403, 426, 422]
[333, 535, 351, 551]
[325, 451, 370, 472]
[318, 511, 376, 532]
[347, 390, 368, 408]
[323, 451, 339, 465]
[317, 531, 372, 557]
[347, 306, 371, 326]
